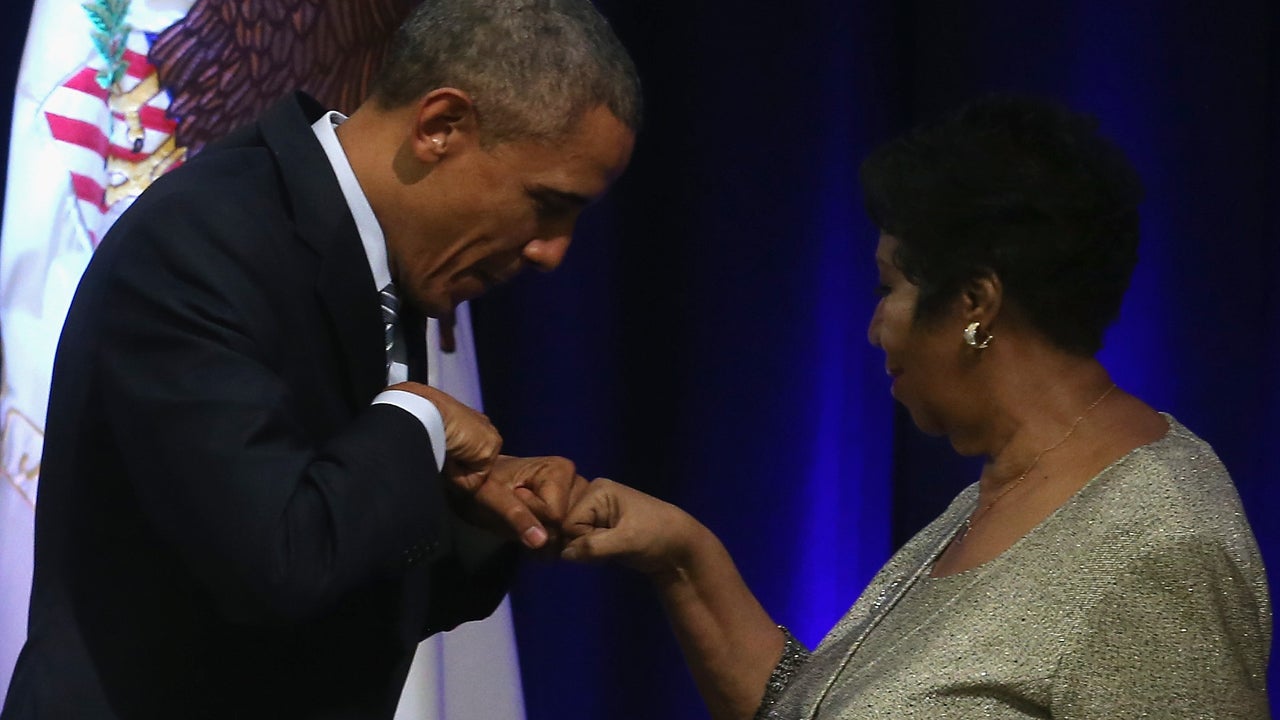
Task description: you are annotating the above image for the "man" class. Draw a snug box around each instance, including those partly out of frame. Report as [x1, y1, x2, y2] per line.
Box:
[1, 0, 640, 717]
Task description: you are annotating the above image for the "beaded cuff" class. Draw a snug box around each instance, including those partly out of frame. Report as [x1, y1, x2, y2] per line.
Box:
[752, 626, 811, 720]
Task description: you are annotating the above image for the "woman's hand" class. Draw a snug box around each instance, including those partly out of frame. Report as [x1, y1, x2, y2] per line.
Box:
[560, 478, 706, 580]
[562, 478, 784, 720]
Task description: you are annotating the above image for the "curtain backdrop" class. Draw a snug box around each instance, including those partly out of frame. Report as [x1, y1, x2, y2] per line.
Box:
[2, 1, 1277, 718]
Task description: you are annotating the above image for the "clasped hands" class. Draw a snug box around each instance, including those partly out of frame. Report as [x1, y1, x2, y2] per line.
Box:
[409, 383, 695, 570]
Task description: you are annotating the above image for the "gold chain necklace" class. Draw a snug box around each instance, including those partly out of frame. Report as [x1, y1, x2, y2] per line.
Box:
[955, 383, 1116, 544]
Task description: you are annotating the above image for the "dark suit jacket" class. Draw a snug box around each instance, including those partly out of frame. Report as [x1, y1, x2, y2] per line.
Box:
[2, 93, 515, 720]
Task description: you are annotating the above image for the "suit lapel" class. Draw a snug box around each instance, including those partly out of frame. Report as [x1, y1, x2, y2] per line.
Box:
[258, 93, 385, 408]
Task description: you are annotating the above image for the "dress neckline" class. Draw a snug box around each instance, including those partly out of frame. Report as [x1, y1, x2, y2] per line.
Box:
[925, 413, 1176, 581]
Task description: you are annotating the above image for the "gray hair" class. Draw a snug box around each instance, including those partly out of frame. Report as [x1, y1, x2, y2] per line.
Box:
[371, 0, 642, 144]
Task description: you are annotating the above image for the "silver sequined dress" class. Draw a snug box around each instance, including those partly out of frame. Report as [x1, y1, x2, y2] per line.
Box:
[758, 416, 1271, 719]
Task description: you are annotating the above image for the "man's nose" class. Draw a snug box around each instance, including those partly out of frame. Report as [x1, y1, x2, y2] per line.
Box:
[522, 235, 572, 271]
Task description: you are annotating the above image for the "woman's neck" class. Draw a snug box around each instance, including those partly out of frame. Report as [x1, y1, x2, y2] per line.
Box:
[965, 346, 1115, 493]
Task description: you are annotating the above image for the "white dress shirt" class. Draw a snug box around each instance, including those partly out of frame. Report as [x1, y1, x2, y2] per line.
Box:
[311, 111, 447, 471]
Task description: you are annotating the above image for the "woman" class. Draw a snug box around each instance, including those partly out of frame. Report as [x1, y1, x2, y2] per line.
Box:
[559, 96, 1271, 718]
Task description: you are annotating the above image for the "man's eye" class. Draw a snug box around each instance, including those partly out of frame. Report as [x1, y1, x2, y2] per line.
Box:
[534, 196, 565, 219]
[874, 284, 892, 298]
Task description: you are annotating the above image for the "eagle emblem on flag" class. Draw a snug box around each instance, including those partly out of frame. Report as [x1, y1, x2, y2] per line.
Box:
[43, 0, 416, 244]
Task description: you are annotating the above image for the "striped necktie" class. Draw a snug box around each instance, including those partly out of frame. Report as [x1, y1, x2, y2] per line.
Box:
[379, 282, 399, 375]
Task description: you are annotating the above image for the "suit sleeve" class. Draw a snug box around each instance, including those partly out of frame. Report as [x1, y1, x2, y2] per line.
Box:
[87, 194, 467, 628]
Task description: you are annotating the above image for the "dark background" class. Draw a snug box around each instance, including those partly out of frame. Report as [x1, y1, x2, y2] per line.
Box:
[3, 1, 1278, 718]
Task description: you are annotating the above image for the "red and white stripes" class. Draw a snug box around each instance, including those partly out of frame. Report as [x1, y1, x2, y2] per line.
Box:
[41, 41, 179, 244]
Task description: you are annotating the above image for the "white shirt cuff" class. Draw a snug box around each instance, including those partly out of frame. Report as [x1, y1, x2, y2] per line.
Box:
[373, 389, 446, 472]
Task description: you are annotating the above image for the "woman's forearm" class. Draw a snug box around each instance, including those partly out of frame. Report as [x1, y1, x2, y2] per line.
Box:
[650, 521, 785, 720]
[562, 479, 788, 718]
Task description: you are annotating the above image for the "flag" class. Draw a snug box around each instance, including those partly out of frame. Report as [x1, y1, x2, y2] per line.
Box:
[0, 2, 524, 716]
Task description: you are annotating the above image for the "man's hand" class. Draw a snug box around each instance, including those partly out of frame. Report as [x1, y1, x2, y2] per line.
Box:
[392, 382, 501, 489]
[466, 455, 588, 551]
[389, 382, 552, 548]
[499, 455, 589, 548]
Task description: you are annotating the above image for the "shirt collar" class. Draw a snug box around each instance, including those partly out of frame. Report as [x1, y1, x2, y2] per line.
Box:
[310, 110, 392, 291]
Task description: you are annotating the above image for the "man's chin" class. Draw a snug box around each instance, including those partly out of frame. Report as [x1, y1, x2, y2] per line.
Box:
[409, 292, 453, 320]
[453, 273, 500, 304]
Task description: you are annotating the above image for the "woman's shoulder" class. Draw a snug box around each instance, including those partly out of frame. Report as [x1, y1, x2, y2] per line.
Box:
[1063, 414, 1265, 584]
[1092, 414, 1243, 526]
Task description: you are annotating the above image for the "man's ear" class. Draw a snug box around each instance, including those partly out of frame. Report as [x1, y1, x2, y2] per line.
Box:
[961, 270, 1003, 326]
[409, 87, 479, 162]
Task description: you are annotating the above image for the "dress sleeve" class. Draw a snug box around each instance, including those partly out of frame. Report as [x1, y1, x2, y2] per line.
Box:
[752, 626, 813, 720]
[1052, 530, 1271, 718]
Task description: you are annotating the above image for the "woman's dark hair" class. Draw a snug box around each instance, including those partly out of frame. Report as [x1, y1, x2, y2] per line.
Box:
[860, 95, 1143, 356]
